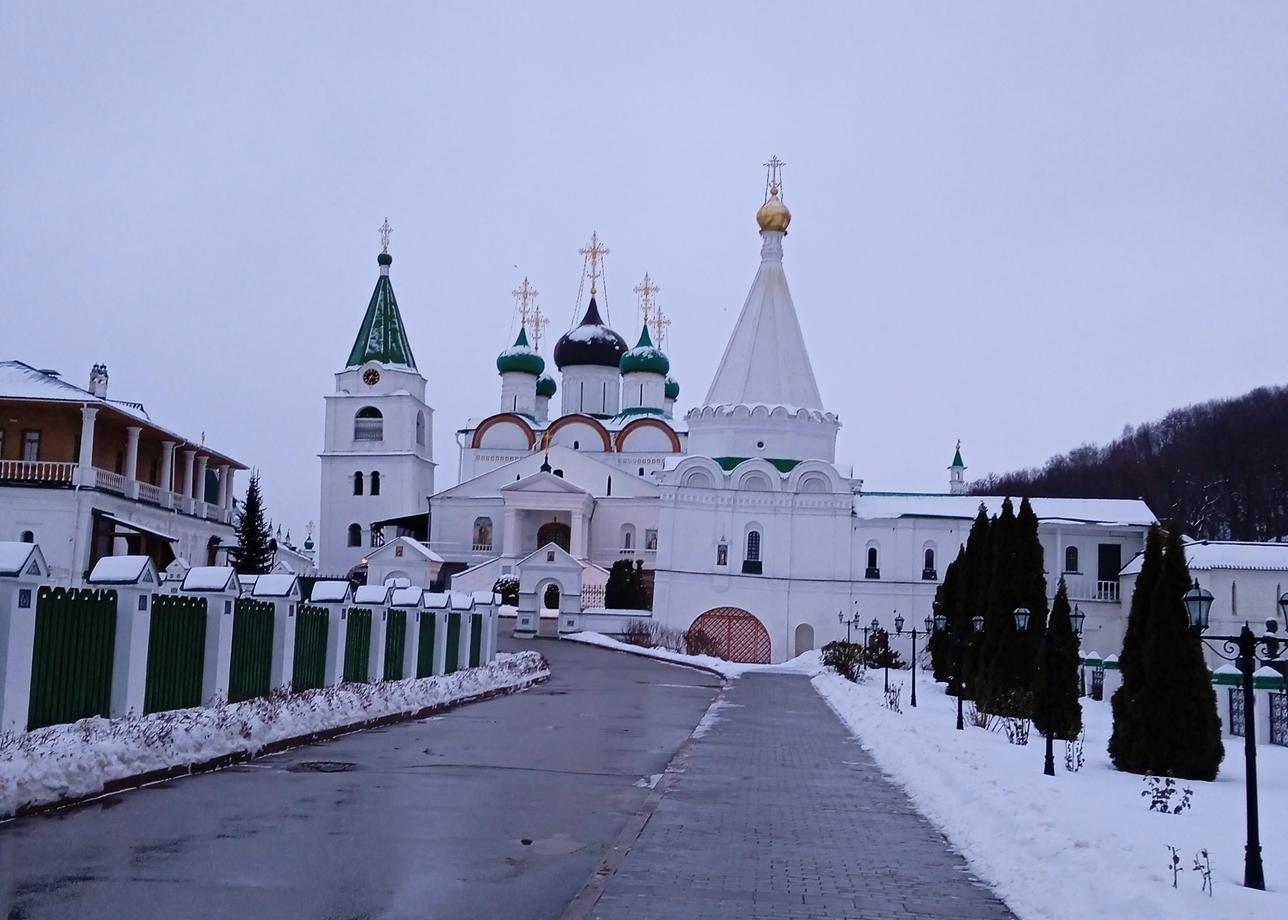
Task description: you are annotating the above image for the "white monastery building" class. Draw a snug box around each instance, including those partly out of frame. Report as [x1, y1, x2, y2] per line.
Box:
[318, 162, 1160, 662]
[0, 360, 247, 583]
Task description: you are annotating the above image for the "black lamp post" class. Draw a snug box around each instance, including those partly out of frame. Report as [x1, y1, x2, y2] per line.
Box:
[933, 605, 984, 730]
[837, 610, 854, 642]
[893, 612, 925, 708]
[1182, 578, 1286, 890]
[1011, 606, 1057, 777]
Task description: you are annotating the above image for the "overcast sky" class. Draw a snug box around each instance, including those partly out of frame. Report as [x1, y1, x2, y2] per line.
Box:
[3, 3, 1286, 536]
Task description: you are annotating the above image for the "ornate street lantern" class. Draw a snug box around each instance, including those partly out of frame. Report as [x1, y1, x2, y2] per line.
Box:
[894, 613, 905, 635]
[1070, 603, 1086, 636]
[934, 609, 948, 633]
[972, 614, 985, 633]
[870, 616, 880, 633]
[1013, 607, 1031, 631]
[924, 615, 933, 634]
[1182, 579, 1214, 633]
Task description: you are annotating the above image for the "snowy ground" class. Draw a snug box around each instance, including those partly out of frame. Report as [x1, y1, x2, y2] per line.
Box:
[815, 666, 1287, 920]
[565, 630, 822, 678]
[0, 651, 548, 818]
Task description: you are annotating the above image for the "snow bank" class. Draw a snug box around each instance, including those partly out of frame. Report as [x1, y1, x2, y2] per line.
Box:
[814, 669, 1288, 920]
[0, 651, 548, 818]
[566, 631, 823, 679]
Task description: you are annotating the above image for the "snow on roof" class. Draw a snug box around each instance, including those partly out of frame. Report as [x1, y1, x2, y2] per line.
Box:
[0, 361, 245, 468]
[422, 592, 450, 609]
[370, 537, 442, 563]
[853, 493, 1157, 527]
[181, 566, 238, 592]
[471, 590, 496, 606]
[353, 584, 392, 605]
[238, 574, 259, 589]
[309, 580, 351, 603]
[88, 555, 156, 584]
[1120, 540, 1288, 577]
[252, 573, 298, 597]
[449, 592, 475, 610]
[0, 543, 35, 576]
[391, 586, 424, 606]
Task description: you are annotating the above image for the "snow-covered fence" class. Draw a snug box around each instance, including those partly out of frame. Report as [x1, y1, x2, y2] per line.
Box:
[0, 543, 503, 735]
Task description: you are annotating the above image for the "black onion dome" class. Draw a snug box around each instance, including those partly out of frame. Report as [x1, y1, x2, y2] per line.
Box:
[553, 297, 628, 369]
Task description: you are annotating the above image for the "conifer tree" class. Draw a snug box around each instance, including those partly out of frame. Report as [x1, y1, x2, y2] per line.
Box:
[977, 498, 1019, 710]
[930, 549, 964, 682]
[1119, 526, 1224, 779]
[229, 474, 275, 574]
[1108, 525, 1164, 768]
[1033, 578, 1083, 740]
[958, 506, 992, 699]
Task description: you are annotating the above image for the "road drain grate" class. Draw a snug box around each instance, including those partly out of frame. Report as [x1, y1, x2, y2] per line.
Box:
[287, 761, 359, 773]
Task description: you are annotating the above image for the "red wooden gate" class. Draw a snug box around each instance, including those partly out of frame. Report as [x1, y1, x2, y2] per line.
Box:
[690, 607, 772, 664]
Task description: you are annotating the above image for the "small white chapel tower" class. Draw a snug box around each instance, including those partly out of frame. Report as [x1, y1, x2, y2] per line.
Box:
[318, 220, 435, 575]
[948, 441, 967, 495]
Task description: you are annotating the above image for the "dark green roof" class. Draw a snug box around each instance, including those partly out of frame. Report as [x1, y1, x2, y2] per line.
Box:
[346, 253, 417, 369]
[714, 456, 801, 473]
[620, 325, 670, 376]
[536, 373, 557, 398]
[615, 405, 666, 418]
[496, 327, 545, 376]
[951, 446, 965, 467]
[664, 376, 680, 400]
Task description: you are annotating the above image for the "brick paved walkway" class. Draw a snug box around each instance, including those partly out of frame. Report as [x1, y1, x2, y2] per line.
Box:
[588, 673, 1014, 920]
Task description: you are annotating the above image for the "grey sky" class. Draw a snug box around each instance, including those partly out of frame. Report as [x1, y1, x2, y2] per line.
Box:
[4, 3, 1286, 535]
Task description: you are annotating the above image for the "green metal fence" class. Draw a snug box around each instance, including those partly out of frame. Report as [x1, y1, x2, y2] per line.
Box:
[343, 607, 373, 683]
[469, 613, 484, 668]
[293, 604, 329, 692]
[416, 612, 436, 678]
[143, 595, 208, 714]
[27, 587, 117, 730]
[445, 613, 462, 674]
[229, 598, 274, 703]
[383, 609, 407, 680]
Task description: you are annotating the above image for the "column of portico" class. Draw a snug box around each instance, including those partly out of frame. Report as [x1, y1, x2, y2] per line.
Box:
[194, 456, 209, 514]
[124, 426, 142, 499]
[571, 509, 586, 560]
[502, 507, 521, 557]
[77, 407, 98, 487]
[180, 450, 196, 514]
[159, 441, 175, 509]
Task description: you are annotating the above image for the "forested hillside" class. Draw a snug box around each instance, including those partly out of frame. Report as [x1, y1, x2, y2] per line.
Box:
[973, 385, 1288, 541]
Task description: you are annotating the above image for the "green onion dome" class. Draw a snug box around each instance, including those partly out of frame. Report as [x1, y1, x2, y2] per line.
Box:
[619, 325, 670, 376]
[664, 376, 680, 400]
[536, 372, 557, 398]
[377, 252, 393, 266]
[496, 327, 545, 376]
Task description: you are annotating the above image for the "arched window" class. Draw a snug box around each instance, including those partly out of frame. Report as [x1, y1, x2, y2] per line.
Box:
[682, 469, 713, 488]
[370, 471, 381, 496]
[353, 471, 364, 495]
[743, 529, 763, 574]
[573, 440, 580, 450]
[472, 517, 493, 551]
[347, 523, 362, 547]
[638, 467, 645, 477]
[923, 547, 937, 580]
[354, 406, 383, 441]
[415, 411, 426, 446]
[866, 546, 880, 579]
[621, 523, 635, 551]
[1064, 546, 1079, 573]
[20, 530, 34, 543]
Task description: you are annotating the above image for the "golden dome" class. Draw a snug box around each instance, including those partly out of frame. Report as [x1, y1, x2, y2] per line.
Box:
[756, 184, 791, 233]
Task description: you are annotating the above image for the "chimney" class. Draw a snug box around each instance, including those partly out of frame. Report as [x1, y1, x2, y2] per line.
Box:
[88, 363, 109, 398]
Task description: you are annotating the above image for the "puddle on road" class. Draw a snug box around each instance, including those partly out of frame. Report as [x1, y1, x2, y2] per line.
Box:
[285, 761, 361, 774]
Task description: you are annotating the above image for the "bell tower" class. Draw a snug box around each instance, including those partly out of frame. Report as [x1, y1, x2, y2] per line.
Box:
[318, 220, 436, 575]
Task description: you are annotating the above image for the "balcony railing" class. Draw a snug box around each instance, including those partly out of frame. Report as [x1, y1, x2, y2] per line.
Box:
[1066, 578, 1121, 602]
[137, 481, 164, 505]
[94, 468, 127, 494]
[0, 459, 77, 484]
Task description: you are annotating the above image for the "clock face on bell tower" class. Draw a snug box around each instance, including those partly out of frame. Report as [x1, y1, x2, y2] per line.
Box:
[362, 368, 381, 386]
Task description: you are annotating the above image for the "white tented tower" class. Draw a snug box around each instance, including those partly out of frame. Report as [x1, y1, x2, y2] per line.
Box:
[319, 242, 435, 575]
[948, 442, 967, 495]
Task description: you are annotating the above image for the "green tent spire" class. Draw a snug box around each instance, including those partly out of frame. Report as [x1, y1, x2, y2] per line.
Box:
[950, 440, 965, 468]
[346, 251, 418, 370]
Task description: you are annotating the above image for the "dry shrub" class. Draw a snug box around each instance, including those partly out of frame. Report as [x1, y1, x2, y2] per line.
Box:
[684, 624, 724, 659]
[621, 619, 654, 647]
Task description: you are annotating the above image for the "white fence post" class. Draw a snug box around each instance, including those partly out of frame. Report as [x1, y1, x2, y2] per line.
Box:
[87, 557, 161, 719]
[180, 567, 241, 706]
[252, 575, 301, 692]
[0, 543, 51, 733]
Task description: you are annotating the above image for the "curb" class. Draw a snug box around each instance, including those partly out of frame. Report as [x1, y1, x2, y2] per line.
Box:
[562, 637, 731, 681]
[7, 670, 549, 821]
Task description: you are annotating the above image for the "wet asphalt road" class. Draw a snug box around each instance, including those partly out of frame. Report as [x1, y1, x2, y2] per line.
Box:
[0, 638, 720, 920]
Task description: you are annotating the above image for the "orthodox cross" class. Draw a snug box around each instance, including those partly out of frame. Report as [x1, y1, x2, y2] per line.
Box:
[531, 305, 550, 351]
[512, 276, 538, 331]
[633, 272, 660, 328]
[378, 217, 393, 253]
[579, 231, 610, 296]
[650, 307, 671, 350]
[763, 155, 786, 199]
